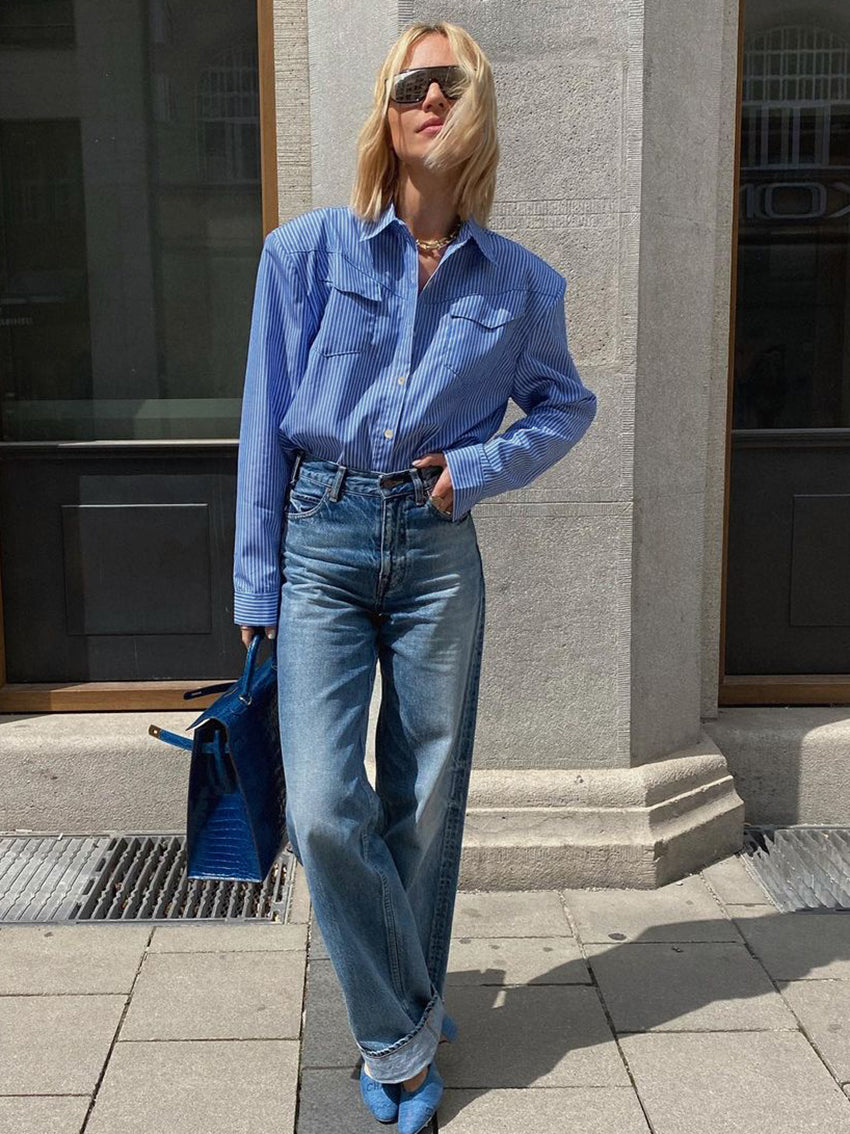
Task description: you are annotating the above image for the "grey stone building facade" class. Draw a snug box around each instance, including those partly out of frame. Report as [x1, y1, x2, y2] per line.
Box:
[3, 0, 849, 889]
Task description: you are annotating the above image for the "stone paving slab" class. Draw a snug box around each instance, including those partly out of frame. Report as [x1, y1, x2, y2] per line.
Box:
[148, 922, 307, 952]
[438, 1086, 652, 1132]
[288, 862, 312, 924]
[85, 1039, 299, 1134]
[0, 925, 149, 994]
[297, 1067, 384, 1134]
[0, 994, 125, 1094]
[308, 921, 328, 959]
[620, 1030, 850, 1134]
[0, 1095, 91, 1134]
[585, 940, 798, 1031]
[731, 908, 850, 981]
[562, 874, 742, 943]
[446, 935, 590, 986]
[311, 890, 574, 955]
[452, 890, 573, 938]
[778, 979, 850, 1083]
[700, 853, 774, 905]
[120, 948, 304, 1040]
[300, 956, 359, 1069]
[724, 903, 777, 916]
[434, 985, 629, 1087]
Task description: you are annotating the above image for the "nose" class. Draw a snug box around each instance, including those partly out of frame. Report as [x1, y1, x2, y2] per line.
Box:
[422, 79, 447, 110]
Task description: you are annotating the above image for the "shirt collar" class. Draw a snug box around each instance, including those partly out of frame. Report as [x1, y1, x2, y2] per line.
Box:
[358, 198, 497, 265]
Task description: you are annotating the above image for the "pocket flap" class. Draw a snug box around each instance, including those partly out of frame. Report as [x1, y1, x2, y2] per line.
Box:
[448, 290, 526, 327]
[323, 255, 383, 301]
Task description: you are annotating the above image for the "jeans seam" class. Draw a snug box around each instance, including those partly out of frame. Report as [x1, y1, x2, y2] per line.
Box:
[425, 574, 486, 990]
[360, 817, 406, 1004]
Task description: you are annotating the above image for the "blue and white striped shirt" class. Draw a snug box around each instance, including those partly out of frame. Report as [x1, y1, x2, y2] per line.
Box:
[233, 198, 597, 625]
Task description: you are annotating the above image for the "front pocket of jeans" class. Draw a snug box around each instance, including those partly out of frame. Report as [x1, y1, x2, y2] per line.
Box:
[425, 493, 454, 521]
[286, 483, 330, 519]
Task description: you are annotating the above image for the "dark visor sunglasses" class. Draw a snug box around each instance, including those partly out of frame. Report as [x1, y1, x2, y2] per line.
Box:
[387, 65, 468, 104]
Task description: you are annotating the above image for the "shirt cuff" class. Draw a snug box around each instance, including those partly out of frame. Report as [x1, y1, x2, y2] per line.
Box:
[233, 591, 281, 627]
[443, 443, 487, 523]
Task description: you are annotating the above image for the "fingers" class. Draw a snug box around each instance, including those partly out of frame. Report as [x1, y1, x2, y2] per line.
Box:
[428, 480, 454, 514]
[429, 467, 454, 506]
[412, 451, 447, 469]
[239, 625, 277, 648]
[416, 453, 452, 499]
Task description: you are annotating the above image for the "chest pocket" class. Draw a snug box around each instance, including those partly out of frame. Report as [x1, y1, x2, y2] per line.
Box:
[316, 256, 383, 357]
[441, 289, 526, 375]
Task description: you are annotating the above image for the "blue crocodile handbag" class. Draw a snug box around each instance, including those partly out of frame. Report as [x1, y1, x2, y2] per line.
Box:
[148, 631, 287, 882]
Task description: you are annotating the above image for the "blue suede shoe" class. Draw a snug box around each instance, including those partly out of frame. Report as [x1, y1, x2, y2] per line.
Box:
[359, 1063, 401, 1124]
[397, 1061, 444, 1134]
[440, 1012, 458, 1043]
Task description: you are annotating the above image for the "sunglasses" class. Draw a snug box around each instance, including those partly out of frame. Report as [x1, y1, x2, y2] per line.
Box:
[387, 65, 468, 104]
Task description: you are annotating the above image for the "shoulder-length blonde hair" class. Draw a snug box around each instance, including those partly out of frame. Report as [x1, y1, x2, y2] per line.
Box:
[349, 21, 499, 228]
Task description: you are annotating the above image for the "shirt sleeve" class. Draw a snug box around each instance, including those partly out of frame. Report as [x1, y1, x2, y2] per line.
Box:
[232, 231, 311, 626]
[442, 276, 597, 523]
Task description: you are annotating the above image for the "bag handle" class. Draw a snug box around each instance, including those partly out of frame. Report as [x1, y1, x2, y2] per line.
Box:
[183, 628, 271, 702]
[148, 724, 192, 750]
[150, 631, 268, 749]
[184, 680, 233, 700]
[236, 629, 266, 705]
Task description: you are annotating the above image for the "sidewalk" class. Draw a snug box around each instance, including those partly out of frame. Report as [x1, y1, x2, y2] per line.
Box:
[2, 852, 850, 1133]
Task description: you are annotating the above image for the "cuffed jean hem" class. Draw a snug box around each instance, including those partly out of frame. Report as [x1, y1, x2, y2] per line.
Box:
[359, 986, 445, 1084]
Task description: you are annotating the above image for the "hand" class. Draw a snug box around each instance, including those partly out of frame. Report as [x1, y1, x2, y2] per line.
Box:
[412, 452, 453, 513]
[239, 625, 276, 649]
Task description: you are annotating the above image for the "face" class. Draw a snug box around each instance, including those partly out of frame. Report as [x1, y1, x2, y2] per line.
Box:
[386, 33, 461, 167]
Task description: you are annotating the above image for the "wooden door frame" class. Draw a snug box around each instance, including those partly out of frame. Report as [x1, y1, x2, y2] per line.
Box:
[717, 0, 850, 707]
[0, 0, 279, 713]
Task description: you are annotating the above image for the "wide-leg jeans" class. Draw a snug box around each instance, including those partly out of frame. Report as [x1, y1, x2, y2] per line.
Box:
[275, 452, 486, 1084]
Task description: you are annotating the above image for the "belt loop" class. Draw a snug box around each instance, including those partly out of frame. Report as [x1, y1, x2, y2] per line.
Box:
[410, 466, 427, 504]
[329, 463, 347, 501]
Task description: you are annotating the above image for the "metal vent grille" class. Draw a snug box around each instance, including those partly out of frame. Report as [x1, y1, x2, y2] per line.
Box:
[0, 833, 294, 924]
[741, 825, 850, 913]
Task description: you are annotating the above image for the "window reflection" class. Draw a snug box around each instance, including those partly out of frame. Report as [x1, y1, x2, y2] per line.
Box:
[197, 46, 260, 184]
[0, 0, 75, 47]
[0, 1, 263, 441]
[733, 21, 850, 429]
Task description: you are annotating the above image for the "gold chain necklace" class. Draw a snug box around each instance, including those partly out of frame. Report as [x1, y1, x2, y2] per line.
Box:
[392, 193, 461, 252]
[414, 220, 461, 253]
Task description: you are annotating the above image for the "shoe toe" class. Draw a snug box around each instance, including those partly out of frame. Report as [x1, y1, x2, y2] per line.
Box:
[359, 1065, 400, 1123]
[397, 1063, 444, 1134]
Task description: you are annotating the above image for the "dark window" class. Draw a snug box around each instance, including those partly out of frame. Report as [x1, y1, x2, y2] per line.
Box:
[0, 1, 263, 441]
[734, 24, 850, 430]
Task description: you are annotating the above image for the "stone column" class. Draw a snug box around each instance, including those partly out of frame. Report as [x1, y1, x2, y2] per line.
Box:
[301, 0, 746, 887]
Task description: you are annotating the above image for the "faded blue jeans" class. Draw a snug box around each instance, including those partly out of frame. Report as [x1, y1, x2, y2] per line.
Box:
[276, 452, 486, 1084]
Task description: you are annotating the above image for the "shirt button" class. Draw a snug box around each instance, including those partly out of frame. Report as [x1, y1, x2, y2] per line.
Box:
[384, 428, 393, 438]
[397, 376, 406, 384]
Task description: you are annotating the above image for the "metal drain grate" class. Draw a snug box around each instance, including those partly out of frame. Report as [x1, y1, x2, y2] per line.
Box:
[740, 825, 850, 913]
[0, 832, 295, 924]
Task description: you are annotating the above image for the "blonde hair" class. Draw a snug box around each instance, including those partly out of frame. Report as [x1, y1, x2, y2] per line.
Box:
[349, 21, 499, 228]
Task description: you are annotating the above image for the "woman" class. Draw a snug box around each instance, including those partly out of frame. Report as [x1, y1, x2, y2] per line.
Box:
[233, 20, 597, 1133]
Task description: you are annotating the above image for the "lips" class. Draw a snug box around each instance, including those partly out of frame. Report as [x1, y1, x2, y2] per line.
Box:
[417, 118, 444, 132]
